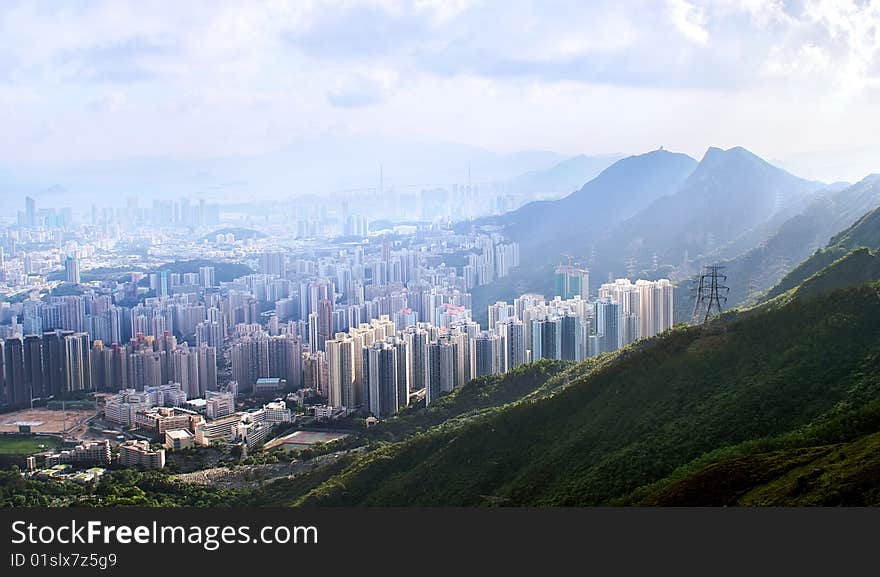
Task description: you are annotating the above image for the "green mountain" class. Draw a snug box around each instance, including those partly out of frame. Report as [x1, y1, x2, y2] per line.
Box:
[672, 174, 880, 322]
[764, 175, 880, 301]
[295, 274, 880, 506]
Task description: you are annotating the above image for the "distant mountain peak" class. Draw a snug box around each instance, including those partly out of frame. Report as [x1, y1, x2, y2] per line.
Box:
[699, 145, 764, 165]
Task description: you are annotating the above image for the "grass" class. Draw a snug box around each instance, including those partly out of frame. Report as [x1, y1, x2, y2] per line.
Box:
[0, 434, 60, 456]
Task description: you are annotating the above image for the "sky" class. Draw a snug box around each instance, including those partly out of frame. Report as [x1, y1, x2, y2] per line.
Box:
[1, 0, 879, 182]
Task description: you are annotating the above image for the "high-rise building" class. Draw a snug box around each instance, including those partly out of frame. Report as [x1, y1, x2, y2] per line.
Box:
[199, 266, 216, 288]
[316, 298, 333, 352]
[23, 335, 45, 400]
[43, 330, 73, 395]
[2, 338, 26, 407]
[364, 340, 399, 418]
[25, 196, 36, 228]
[497, 319, 525, 373]
[427, 336, 456, 405]
[403, 325, 429, 392]
[532, 317, 562, 360]
[473, 331, 500, 377]
[64, 332, 92, 392]
[595, 299, 620, 354]
[326, 333, 356, 408]
[65, 256, 81, 284]
[560, 314, 582, 362]
[555, 265, 590, 300]
[598, 278, 675, 350]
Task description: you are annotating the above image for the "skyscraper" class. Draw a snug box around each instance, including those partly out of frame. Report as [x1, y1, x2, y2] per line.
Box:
[23, 335, 44, 400]
[316, 298, 334, 352]
[326, 333, 356, 408]
[497, 319, 525, 373]
[427, 336, 456, 405]
[64, 333, 92, 392]
[65, 256, 81, 284]
[364, 341, 399, 418]
[25, 196, 36, 228]
[199, 266, 216, 288]
[473, 331, 500, 377]
[595, 299, 620, 354]
[3, 338, 26, 407]
[555, 265, 590, 300]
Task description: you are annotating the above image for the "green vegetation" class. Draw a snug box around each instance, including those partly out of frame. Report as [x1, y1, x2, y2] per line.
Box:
[765, 198, 880, 301]
[159, 259, 253, 283]
[294, 280, 880, 506]
[363, 359, 574, 443]
[0, 469, 241, 507]
[237, 360, 574, 506]
[239, 453, 359, 506]
[0, 435, 60, 456]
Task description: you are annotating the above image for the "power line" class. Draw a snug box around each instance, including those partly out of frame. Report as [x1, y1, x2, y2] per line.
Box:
[691, 265, 729, 324]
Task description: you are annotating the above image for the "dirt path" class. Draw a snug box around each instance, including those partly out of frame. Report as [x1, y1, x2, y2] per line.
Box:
[173, 450, 358, 491]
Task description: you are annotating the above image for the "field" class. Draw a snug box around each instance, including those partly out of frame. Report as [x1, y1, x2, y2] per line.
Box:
[0, 434, 60, 455]
[264, 430, 350, 451]
[0, 407, 96, 436]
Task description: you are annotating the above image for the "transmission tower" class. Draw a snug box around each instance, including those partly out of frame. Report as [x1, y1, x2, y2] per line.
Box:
[691, 265, 730, 324]
[625, 257, 637, 278]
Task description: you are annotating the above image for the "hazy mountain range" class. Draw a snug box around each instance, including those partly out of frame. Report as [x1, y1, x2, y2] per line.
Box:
[0, 136, 625, 215]
[468, 144, 880, 324]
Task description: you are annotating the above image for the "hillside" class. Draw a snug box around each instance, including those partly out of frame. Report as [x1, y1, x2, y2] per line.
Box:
[588, 147, 818, 281]
[507, 153, 624, 197]
[764, 175, 880, 301]
[672, 174, 880, 322]
[483, 149, 697, 263]
[295, 279, 880, 506]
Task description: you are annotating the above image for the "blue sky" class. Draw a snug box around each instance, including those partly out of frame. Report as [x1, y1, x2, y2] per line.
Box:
[1, 0, 879, 181]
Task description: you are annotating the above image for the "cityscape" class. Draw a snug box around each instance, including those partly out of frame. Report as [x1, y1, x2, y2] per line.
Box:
[0, 191, 674, 482]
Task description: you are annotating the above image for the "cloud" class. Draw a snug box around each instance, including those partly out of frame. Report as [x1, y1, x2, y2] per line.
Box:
[88, 90, 128, 112]
[327, 68, 397, 107]
[668, 0, 709, 44]
[0, 0, 878, 178]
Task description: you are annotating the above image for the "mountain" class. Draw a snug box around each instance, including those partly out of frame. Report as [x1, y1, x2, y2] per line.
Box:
[762, 175, 880, 301]
[468, 147, 820, 323]
[506, 153, 624, 197]
[479, 149, 697, 264]
[295, 274, 880, 506]
[0, 136, 567, 214]
[672, 174, 880, 322]
[584, 147, 820, 282]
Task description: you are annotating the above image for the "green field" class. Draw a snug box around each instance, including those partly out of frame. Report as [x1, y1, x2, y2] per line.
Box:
[0, 435, 60, 456]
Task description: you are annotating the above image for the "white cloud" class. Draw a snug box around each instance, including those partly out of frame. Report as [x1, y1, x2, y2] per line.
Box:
[0, 0, 878, 181]
[327, 67, 399, 107]
[668, 0, 709, 44]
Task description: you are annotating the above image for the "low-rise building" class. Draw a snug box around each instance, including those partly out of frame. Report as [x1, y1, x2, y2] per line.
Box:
[118, 440, 166, 469]
[134, 407, 197, 438]
[164, 429, 194, 451]
[254, 377, 286, 393]
[263, 400, 292, 424]
[194, 412, 242, 446]
[205, 390, 235, 419]
[232, 418, 270, 450]
[44, 440, 112, 467]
